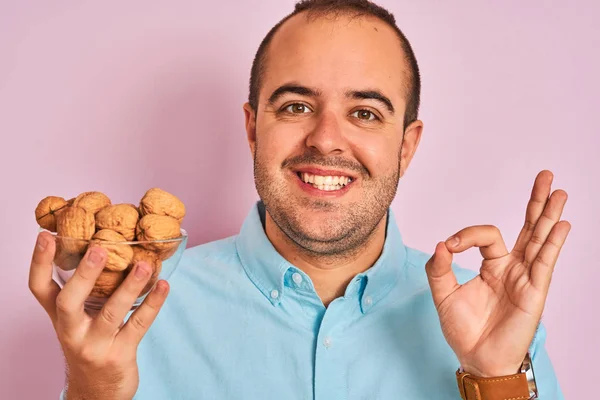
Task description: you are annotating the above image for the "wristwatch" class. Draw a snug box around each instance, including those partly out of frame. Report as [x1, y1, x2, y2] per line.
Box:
[456, 352, 538, 399]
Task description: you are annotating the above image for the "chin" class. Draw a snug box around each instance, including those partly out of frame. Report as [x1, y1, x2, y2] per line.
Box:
[291, 217, 349, 243]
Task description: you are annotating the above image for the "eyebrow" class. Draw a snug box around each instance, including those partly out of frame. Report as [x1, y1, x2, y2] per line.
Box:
[267, 84, 322, 105]
[346, 89, 395, 114]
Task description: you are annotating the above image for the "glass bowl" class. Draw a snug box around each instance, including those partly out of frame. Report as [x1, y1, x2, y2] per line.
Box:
[45, 228, 188, 311]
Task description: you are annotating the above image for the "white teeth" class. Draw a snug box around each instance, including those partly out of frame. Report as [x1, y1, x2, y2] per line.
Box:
[297, 172, 353, 191]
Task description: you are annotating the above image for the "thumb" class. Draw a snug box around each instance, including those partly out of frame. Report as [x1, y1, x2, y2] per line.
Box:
[425, 241, 460, 308]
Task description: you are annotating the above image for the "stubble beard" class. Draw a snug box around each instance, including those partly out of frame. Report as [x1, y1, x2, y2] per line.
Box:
[253, 138, 402, 261]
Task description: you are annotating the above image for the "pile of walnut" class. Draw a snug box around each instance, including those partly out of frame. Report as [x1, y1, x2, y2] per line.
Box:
[35, 188, 186, 299]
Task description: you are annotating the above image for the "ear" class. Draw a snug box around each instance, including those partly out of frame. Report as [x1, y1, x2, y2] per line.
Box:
[399, 119, 423, 178]
[243, 102, 257, 158]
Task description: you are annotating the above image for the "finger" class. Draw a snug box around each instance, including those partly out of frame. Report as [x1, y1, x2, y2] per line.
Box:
[118, 279, 170, 345]
[445, 225, 508, 260]
[29, 231, 61, 322]
[425, 242, 460, 308]
[55, 245, 107, 332]
[90, 262, 153, 339]
[513, 170, 553, 256]
[524, 189, 568, 268]
[530, 221, 571, 291]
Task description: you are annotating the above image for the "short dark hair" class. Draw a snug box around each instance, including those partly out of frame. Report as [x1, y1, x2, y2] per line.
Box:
[248, 0, 421, 129]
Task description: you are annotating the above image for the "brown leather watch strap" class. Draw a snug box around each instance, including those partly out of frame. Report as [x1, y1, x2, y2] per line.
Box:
[456, 369, 531, 400]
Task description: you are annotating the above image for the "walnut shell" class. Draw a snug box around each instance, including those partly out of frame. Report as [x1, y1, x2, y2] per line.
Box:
[131, 246, 162, 273]
[56, 207, 95, 254]
[73, 191, 112, 215]
[139, 188, 186, 222]
[125, 203, 142, 216]
[136, 214, 181, 258]
[95, 204, 139, 241]
[53, 246, 84, 271]
[130, 246, 163, 296]
[136, 214, 181, 240]
[157, 242, 179, 260]
[91, 230, 133, 272]
[35, 196, 68, 232]
[90, 270, 126, 298]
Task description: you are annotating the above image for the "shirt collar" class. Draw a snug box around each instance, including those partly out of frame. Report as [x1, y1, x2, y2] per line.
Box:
[235, 201, 408, 312]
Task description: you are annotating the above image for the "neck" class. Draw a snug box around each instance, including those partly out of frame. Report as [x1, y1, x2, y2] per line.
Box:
[264, 211, 388, 307]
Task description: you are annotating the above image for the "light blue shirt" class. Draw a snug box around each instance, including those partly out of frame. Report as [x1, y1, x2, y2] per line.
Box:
[61, 201, 564, 399]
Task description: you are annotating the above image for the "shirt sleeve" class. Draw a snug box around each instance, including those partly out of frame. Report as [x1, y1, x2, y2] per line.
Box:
[529, 321, 565, 399]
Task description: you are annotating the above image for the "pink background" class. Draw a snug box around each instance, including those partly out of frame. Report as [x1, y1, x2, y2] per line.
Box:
[1, 0, 597, 398]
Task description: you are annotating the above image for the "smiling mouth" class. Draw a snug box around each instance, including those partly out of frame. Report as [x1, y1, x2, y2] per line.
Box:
[295, 171, 354, 191]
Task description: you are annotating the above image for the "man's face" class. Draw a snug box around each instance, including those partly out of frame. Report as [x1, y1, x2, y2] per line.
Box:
[244, 13, 422, 256]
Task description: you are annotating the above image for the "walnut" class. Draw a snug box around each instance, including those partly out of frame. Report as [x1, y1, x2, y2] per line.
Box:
[125, 203, 142, 217]
[56, 207, 95, 254]
[139, 188, 186, 222]
[73, 191, 112, 215]
[131, 246, 162, 273]
[95, 204, 139, 241]
[136, 214, 181, 259]
[35, 196, 68, 232]
[90, 270, 126, 298]
[156, 241, 180, 260]
[91, 230, 133, 272]
[136, 214, 181, 240]
[54, 246, 84, 271]
[130, 246, 163, 296]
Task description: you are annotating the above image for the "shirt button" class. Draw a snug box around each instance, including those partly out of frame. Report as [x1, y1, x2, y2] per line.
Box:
[364, 295, 373, 306]
[270, 289, 279, 299]
[323, 336, 332, 348]
[292, 272, 303, 285]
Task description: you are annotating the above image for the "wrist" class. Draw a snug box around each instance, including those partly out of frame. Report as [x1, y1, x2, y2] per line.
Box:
[64, 381, 84, 400]
[456, 353, 538, 400]
[65, 378, 123, 400]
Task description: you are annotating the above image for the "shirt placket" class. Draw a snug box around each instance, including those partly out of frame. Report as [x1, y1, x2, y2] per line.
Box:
[313, 297, 352, 400]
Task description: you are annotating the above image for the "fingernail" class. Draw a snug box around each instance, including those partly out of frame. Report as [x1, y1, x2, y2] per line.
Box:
[446, 236, 460, 248]
[87, 248, 103, 267]
[36, 235, 47, 251]
[135, 262, 151, 279]
[154, 281, 166, 294]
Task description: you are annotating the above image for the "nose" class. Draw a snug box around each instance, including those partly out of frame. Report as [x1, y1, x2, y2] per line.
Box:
[305, 110, 348, 155]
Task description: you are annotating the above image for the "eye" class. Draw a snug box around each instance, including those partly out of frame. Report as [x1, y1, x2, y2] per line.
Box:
[351, 109, 379, 121]
[284, 103, 312, 114]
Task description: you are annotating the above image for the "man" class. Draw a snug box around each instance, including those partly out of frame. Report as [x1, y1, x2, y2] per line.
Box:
[29, 0, 571, 399]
